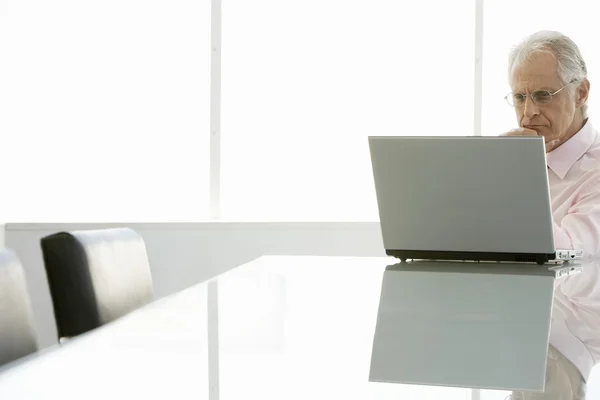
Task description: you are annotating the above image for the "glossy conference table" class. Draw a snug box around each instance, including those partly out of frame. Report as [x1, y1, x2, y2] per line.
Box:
[0, 255, 564, 400]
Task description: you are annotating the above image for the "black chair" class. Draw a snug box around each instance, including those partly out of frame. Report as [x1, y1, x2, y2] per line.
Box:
[0, 249, 38, 367]
[40, 228, 153, 340]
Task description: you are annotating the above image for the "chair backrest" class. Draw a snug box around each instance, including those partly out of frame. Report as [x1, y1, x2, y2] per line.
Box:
[40, 228, 153, 339]
[0, 249, 38, 367]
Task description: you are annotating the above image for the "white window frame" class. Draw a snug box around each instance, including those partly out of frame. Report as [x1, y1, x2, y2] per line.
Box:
[210, 0, 223, 220]
[209, 0, 486, 220]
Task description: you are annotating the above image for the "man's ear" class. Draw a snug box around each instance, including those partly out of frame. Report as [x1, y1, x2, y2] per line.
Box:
[576, 78, 591, 109]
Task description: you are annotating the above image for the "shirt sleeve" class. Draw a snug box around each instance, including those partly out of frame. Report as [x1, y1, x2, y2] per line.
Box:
[553, 220, 572, 250]
[553, 186, 600, 299]
[552, 190, 600, 258]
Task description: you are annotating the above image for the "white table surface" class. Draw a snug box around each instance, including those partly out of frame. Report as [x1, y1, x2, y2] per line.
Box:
[0, 255, 593, 400]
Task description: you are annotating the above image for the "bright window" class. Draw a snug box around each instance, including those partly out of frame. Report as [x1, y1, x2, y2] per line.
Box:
[482, 0, 599, 136]
[0, 0, 211, 222]
[221, 0, 475, 221]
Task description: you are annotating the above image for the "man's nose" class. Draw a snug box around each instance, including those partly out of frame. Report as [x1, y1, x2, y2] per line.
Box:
[523, 95, 540, 119]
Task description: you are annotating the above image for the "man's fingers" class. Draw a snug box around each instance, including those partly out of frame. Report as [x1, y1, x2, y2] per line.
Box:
[501, 127, 539, 136]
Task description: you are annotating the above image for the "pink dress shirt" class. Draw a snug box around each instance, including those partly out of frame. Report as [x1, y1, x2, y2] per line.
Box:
[547, 118, 600, 382]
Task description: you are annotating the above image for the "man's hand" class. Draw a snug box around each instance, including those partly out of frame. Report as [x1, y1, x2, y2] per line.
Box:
[500, 128, 560, 152]
[500, 127, 539, 137]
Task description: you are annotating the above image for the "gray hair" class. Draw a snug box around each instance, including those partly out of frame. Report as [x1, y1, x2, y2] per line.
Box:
[508, 30, 588, 117]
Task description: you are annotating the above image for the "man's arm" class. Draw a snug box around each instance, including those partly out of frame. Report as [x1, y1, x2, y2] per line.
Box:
[553, 190, 600, 258]
[553, 184, 600, 298]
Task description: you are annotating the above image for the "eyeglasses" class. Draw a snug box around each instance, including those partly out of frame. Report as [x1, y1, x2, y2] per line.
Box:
[505, 81, 579, 107]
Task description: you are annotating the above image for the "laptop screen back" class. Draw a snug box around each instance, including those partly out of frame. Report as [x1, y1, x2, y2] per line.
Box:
[368, 136, 555, 257]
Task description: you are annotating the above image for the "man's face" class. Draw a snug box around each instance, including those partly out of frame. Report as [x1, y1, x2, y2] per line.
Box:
[510, 52, 587, 147]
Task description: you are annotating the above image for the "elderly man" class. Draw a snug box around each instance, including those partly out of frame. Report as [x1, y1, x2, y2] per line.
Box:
[503, 31, 600, 400]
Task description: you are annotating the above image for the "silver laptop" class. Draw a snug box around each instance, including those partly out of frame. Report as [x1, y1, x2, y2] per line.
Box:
[368, 136, 583, 265]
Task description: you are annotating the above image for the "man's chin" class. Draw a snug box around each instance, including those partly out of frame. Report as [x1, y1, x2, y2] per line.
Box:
[541, 133, 558, 143]
[538, 129, 555, 138]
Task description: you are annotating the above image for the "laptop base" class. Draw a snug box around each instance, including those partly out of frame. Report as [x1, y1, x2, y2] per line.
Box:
[387, 249, 556, 265]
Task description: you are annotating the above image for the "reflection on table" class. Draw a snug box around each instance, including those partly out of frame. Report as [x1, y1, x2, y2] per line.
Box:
[3, 256, 594, 399]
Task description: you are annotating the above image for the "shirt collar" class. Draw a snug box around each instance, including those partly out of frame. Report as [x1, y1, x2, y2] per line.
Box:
[546, 119, 596, 179]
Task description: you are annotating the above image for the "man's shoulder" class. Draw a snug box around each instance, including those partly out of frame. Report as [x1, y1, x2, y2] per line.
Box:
[584, 127, 600, 158]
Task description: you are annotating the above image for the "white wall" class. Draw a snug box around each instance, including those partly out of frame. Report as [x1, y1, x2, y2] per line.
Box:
[3, 222, 384, 348]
